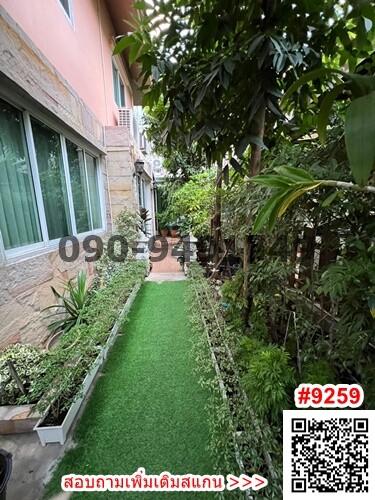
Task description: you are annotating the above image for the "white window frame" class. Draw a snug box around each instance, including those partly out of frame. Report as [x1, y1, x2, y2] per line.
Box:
[0, 105, 105, 264]
[97, 158, 107, 235]
[61, 135, 77, 236]
[58, 0, 74, 25]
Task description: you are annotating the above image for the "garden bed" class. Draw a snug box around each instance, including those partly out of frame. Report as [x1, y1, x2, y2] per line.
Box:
[34, 352, 103, 445]
[0, 260, 147, 443]
[187, 264, 282, 499]
[34, 270, 145, 445]
[0, 344, 46, 435]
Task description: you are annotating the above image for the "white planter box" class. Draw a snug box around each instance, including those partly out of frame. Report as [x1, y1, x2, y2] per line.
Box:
[34, 282, 142, 445]
[34, 352, 102, 446]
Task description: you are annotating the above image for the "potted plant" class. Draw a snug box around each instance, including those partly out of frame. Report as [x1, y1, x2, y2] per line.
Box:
[157, 211, 169, 237]
[33, 345, 103, 446]
[169, 221, 180, 238]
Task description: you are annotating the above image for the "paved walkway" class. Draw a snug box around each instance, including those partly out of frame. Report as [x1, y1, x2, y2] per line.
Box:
[150, 237, 184, 274]
[1, 432, 66, 500]
[146, 272, 186, 282]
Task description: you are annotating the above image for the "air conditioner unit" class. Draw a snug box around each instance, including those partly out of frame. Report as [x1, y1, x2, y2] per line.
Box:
[118, 107, 131, 128]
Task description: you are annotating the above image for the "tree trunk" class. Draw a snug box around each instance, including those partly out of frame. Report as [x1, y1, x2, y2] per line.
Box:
[249, 104, 266, 177]
[211, 161, 223, 277]
[242, 104, 266, 324]
[289, 232, 299, 287]
[300, 226, 316, 283]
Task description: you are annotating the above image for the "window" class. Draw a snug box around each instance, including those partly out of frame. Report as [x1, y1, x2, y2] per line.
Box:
[59, 0, 73, 22]
[66, 142, 102, 232]
[85, 154, 102, 230]
[32, 119, 71, 240]
[112, 62, 126, 107]
[66, 140, 90, 233]
[137, 175, 145, 208]
[0, 101, 42, 250]
[0, 98, 103, 257]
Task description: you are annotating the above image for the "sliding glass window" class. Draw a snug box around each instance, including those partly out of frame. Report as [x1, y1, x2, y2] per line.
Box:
[0, 98, 103, 256]
[31, 119, 71, 240]
[66, 140, 91, 233]
[66, 143, 102, 232]
[85, 154, 102, 230]
[112, 62, 125, 107]
[0, 100, 42, 250]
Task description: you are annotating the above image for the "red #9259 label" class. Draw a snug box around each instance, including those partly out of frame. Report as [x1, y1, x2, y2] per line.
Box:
[294, 383, 364, 409]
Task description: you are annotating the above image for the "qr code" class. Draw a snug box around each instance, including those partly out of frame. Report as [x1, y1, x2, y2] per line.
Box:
[283, 410, 375, 499]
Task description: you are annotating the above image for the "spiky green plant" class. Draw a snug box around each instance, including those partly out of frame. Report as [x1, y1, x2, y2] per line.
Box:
[44, 271, 90, 336]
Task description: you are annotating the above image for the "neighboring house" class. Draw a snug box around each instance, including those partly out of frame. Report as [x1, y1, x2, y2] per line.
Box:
[0, 0, 156, 348]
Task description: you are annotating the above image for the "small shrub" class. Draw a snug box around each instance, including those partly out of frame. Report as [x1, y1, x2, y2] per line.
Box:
[95, 208, 142, 288]
[156, 210, 170, 230]
[243, 345, 295, 423]
[221, 271, 247, 329]
[95, 246, 122, 288]
[168, 170, 215, 238]
[237, 336, 265, 370]
[114, 207, 141, 242]
[0, 344, 46, 405]
[249, 309, 270, 341]
[302, 359, 336, 386]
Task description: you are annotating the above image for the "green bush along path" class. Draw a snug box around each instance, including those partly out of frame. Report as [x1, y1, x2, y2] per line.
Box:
[45, 281, 216, 499]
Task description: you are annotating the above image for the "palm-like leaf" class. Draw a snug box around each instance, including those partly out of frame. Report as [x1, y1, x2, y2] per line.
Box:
[252, 167, 323, 232]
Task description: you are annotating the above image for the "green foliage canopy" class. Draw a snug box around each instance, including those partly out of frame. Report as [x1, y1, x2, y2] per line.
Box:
[168, 170, 216, 237]
[117, 0, 375, 170]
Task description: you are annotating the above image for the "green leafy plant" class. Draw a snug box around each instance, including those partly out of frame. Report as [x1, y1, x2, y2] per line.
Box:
[221, 271, 247, 329]
[95, 208, 143, 288]
[283, 68, 375, 185]
[44, 271, 90, 336]
[318, 243, 375, 369]
[114, 207, 141, 242]
[95, 248, 122, 288]
[168, 171, 215, 238]
[252, 166, 375, 232]
[0, 344, 46, 405]
[187, 263, 282, 491]
[243, 345, 295, 423]
[236, 336, 266, 370]
[302, 359, 336, 386]
[156, 210, 170, 230]
[35, 260, 148, 424]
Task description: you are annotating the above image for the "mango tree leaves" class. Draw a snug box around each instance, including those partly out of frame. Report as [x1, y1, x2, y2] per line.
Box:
[317, 84, 346, 143]
[345, 91, 375, 186]
[282, 67, 343, 106]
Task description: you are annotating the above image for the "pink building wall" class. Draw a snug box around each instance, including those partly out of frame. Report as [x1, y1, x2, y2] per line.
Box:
[0, 0, 133, 127]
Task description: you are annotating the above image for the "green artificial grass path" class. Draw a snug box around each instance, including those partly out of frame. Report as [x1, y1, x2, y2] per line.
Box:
[45, 281, 216, 499]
